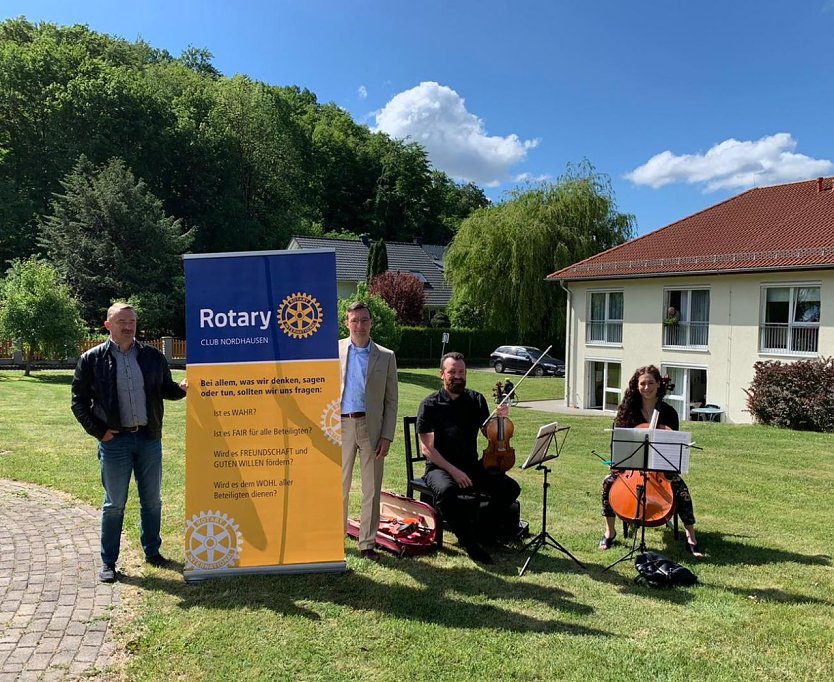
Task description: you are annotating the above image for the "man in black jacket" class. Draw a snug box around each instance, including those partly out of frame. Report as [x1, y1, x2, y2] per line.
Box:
[71, 303, 187, 582]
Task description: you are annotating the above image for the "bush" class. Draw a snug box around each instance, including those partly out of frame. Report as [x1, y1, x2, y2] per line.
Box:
[430, 311, 450, 328]
[745, 358, 834, 432]
[337, 282, 402, 352]
[448, 301, 484, 328]
[369, 271, 425, 325]
[0, 258, 86, 375]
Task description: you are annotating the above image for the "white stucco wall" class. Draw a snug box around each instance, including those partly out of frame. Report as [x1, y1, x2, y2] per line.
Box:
[563, 269, 834, 424]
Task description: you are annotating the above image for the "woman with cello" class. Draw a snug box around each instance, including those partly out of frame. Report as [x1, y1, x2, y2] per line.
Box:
[599, 365, 704, 557]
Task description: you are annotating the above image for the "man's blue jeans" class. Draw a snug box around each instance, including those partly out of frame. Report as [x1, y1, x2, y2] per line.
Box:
[98, 432, 163, 565]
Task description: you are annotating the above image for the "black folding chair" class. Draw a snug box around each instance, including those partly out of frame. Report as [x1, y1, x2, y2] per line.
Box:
[403, 416, 444, 548]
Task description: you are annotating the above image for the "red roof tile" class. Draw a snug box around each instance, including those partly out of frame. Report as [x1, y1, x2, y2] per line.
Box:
[548, 177, 834, 281]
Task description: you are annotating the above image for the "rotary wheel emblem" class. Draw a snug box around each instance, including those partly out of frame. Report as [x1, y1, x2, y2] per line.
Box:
[277, 292, 323, 339]
[185, 510, 243, 571]
[321, 399, 342, 446]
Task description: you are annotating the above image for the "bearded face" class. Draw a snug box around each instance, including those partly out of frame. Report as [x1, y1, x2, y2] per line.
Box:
[441, 358, 467, 396]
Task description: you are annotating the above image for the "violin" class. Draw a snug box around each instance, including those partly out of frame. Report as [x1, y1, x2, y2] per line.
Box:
[481, 415, 516, 472]
[608, 423, 675, 527]
[479, 344, 553, 473]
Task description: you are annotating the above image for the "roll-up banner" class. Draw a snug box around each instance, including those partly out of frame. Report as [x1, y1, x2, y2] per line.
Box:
[182, 250, 345, 581]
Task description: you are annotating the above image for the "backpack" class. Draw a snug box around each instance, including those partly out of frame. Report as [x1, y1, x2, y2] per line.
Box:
[634, 551, 698, 588]
[346, 491, 439, 557]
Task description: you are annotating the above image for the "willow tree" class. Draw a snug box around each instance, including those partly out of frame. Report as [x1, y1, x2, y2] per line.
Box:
[445, 161, 634, 347]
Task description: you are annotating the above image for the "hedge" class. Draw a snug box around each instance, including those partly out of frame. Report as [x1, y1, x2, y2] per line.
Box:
[397, 327, 507, 364]
[745, 357, 834, 432]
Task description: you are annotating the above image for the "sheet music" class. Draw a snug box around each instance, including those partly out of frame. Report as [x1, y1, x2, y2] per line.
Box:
[522, 421, 560, 469]
[649, 430, 690, 473]
[610, 428, 691, 473]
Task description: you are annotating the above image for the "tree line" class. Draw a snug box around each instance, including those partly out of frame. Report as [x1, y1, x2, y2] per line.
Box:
[0, 17, 635, 353]
[0, 18, 487, 331]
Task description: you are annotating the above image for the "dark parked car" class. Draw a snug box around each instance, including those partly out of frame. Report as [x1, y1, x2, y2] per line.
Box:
[489, 346, 565, 377]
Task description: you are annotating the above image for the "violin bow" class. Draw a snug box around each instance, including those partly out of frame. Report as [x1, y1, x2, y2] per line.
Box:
[481, 344, 553, 428]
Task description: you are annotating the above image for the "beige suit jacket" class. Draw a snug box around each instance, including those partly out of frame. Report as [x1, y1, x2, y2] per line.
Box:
[339, 337, 398, 448]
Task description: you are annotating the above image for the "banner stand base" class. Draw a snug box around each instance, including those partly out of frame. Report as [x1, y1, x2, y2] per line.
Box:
[183, 560, 347, 583]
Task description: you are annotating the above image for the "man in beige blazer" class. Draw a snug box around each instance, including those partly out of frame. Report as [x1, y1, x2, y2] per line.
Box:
[340, 301, 398, 561]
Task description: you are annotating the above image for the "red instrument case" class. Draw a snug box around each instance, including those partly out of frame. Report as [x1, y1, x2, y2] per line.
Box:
[346, 491, 439, 557]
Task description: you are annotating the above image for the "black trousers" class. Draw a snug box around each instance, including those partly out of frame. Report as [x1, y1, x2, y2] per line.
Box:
[601, 471, 696, 526]
[425, 464, 521, 547]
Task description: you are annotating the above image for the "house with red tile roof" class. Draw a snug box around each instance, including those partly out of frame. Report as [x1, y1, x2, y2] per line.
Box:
[286, 235, 451, 318]
[546, 177, 834, 424]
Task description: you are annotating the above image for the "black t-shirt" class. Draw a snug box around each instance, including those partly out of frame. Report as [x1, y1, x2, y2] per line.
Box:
[416, 387, 489, 471]
[616, 400, 679, 430]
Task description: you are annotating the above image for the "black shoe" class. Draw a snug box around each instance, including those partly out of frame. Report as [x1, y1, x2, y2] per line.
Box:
[145, 554, 172, 568]
[464, 543, 493, 564]
[99, 564, 117, 583]
[359, 548, 381, 562]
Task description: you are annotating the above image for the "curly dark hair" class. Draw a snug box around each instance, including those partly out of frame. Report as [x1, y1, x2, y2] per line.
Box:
[614, 365, 669, 427]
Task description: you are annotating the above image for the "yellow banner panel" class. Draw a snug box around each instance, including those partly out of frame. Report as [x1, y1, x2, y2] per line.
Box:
[185, 360, 343, 572]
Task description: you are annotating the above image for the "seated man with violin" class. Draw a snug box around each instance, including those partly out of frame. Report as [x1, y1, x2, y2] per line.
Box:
[417, 352, 521, 564]
[599, 364, 704, 557]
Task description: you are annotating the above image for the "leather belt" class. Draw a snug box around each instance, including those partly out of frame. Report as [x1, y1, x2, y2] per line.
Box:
[117, 426, 141, 433]
[341, 412, 366, 419]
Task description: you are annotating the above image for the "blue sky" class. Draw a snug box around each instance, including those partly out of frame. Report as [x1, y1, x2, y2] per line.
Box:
[5, 1, 834, 236]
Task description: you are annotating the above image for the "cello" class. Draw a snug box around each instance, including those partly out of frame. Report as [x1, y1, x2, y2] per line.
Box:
[608, 411, 676, 529]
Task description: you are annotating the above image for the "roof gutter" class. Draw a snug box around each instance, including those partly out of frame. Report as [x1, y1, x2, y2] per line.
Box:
[557, 278, 573, 408]
[553, 262, 834, 283]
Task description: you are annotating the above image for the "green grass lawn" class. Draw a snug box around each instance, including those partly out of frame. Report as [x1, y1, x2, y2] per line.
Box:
[1, 368, 833, 681]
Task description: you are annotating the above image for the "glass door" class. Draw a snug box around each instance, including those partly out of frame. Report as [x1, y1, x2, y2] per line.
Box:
[588, 361, 622, 410]
[661, 366, 707, 420]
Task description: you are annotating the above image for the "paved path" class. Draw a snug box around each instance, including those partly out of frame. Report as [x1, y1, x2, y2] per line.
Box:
[0, 480, 120, 681]
[515, 399, 609, 418]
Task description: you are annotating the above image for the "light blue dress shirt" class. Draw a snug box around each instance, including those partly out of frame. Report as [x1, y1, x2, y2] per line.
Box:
[341, 342, 370, 414]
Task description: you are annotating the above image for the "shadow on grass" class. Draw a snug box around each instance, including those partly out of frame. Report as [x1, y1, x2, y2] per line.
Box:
[664, 530, 831, 567]
[124, 551, 609, 637]
[556, 538, 700, 605]
[576, 527, 831, 604]
[585, 527, 830, 570]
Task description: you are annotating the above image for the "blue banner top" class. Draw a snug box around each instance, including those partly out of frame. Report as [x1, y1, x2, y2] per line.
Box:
[184, 250, 338, 365]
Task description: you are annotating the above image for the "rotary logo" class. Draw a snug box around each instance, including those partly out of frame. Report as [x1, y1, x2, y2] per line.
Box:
[320, 399, 342, 446]
[277, 292, 323, 339]
[185, 510, 243, 571]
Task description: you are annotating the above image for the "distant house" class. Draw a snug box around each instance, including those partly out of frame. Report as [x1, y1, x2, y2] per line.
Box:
[547, 177, 834, 424]
[286, 235, 452, 317]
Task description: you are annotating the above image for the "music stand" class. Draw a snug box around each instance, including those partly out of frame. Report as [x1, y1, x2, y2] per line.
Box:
[518, 422, 585, 576]
[604, 428, 690, 571]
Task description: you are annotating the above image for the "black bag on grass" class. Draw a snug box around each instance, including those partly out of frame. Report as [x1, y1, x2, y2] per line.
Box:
[634, 551, 697, 588]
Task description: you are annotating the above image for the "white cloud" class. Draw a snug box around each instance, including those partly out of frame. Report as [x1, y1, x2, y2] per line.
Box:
[514, 172, 551, 184]
[374, 81, 538, 186]
[626, 133, 834, 192]
[357, 85, 367, 100]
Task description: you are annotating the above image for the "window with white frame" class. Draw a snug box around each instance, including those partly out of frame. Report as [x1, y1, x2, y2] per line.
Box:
[663, 289, 710, 348]
[760, 285, 820, 354]
[587, 291, 623, 344]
